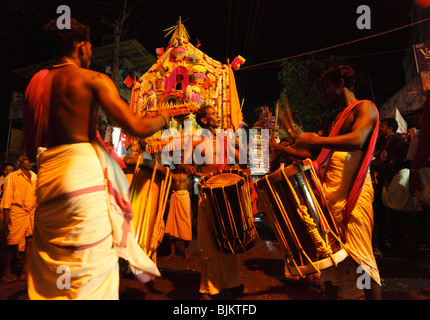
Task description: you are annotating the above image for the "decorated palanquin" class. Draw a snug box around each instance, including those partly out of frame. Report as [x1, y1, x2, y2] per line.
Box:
[127, 18, 244, 155]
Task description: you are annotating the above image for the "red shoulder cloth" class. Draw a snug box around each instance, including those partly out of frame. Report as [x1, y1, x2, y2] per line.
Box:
[313, 100, 379, 223]
[24, 69, 50, 163]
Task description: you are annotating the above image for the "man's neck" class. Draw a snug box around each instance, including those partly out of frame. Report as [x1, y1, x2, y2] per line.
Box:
[55, 56, 81, 68]
[339, 90, 357, 110]
[20, 167, 31, 176]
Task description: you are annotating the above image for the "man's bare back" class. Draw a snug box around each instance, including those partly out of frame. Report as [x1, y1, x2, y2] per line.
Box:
[41, 61, 169, 152]
[45, 65, 102, 147]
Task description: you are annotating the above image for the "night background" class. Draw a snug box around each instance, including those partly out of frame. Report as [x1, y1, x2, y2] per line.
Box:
[0, 0, 419, 157]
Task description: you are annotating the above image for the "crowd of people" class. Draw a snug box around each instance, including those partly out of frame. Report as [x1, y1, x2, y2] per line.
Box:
[371, 114, 430, 258]
[0, 17, 429, 301]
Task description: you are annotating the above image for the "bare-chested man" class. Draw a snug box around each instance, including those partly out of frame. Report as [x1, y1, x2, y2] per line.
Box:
[273, 66, 381, 300]
[181, 105, 245, 300]
[24, 18, 170, 300]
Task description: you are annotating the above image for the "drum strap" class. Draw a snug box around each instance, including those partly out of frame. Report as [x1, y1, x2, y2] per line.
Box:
[216, 135, 232, 171]
[313, 100, 379, 224]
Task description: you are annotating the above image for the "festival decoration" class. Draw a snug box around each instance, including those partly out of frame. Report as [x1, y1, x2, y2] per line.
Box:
[231, 55, 246, 70]
[128, 17, 244, 154]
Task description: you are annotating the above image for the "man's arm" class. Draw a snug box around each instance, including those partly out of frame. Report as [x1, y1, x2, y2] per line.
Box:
[1, 176, 12, 228]
[269, 141, 312, 160]
[294, 101, 377, 151]
[179, 136, 197, 176]
[91, 73, 169, 138]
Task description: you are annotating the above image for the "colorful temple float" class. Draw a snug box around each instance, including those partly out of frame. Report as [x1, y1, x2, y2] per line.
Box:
[122, 19, 246, 260]
[126, 18, 244, 157]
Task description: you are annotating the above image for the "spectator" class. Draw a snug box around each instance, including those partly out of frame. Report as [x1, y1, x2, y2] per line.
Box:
[1, 154, 37, 282]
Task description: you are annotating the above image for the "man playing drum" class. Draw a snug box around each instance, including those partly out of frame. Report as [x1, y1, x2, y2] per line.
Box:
[274, 66, 381, 300]
[181, 105, 245, 300]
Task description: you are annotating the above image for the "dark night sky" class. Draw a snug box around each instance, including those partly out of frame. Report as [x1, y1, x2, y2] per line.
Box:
[0, 0, 421, 135]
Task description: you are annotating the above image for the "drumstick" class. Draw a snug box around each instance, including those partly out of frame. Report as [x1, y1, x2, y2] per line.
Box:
[279, 91, 302, 144]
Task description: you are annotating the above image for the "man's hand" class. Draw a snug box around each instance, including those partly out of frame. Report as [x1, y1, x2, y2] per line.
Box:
[158, 110, 171, 127]
[3, 209, 10, 230]
[180, 164, 197, 176]
[294, 132, 318, 149]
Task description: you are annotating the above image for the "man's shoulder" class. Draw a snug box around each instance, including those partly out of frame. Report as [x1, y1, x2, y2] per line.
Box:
[4, 171, 18, 182]
[355, 100, 375, 110]
[354, 100, 378, 119]
[71, 68, 107, 82]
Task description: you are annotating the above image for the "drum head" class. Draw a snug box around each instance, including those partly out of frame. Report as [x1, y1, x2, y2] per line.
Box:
[203, 173, 243, 189]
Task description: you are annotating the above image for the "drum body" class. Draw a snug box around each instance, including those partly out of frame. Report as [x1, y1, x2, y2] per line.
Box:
[255, 159, 347, 277]
[199, 169, 258, 254]
[129, 158, 171, 260]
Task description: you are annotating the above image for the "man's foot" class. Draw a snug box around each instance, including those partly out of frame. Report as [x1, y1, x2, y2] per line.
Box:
[200, 293, 213, 300]
[165, 253, 175, 261]
[221, 284, 247, 299]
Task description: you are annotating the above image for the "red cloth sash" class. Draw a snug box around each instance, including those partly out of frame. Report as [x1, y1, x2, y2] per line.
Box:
[312, 100, 379, 224]
[24, 69, 50, 163]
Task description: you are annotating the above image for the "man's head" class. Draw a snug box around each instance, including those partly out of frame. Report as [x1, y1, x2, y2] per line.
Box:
[1, 163, 14, 177]
[44, 18, 92, 68]
[380, 118, 398, 138]
[17, 153, 32, 172]
[321, 65, 355, 104]
[196, 105, 221, 130]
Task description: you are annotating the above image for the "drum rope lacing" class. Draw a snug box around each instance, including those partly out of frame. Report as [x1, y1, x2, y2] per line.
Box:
[280, 169, 333, 259]
[297, 204, 333, 258]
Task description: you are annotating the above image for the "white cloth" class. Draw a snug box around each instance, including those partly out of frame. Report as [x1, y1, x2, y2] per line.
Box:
[28, 142, 160, 300]
[198, 197, 240, 295]
[165, 190, 192, 241]
[320, 151, 381, 294]
[381, 168, 422, 212]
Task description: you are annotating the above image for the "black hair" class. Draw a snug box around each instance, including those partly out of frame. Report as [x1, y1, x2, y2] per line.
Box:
[43, 18, 91, 59]
[195, 104, 214, 127]
[2, 163, 14, 170]
[381, 117, 398, 133]
[321, 65, 355, 91]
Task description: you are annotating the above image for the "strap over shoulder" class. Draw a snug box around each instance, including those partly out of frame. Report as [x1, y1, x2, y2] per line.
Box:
[313, 100, 379, 223]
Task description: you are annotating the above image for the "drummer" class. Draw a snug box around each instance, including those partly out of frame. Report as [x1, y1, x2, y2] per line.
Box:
[273, 66, 382, 300]
[181, 104, 245, 300]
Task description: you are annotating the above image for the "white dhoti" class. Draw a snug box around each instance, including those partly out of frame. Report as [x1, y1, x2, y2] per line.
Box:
[28, 142, 160, 300]
[197, 198, 240, 296]
[5, 208, 34, 246]
[165, 190, 192, 241]
[320, 151, 381, 297]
